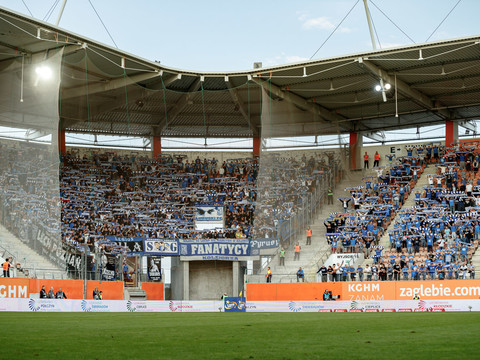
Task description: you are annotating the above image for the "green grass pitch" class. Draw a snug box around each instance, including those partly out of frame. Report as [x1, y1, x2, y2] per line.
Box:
[1, 312, 479, 359]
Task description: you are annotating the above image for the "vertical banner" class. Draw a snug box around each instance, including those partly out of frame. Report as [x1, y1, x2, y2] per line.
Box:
[101, 253, 117, 281]
[147, 257, 162, 282]
[224, 297, 246, 312]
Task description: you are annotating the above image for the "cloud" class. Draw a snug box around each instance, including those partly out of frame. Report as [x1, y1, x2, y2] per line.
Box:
[265, 54, 309, 66]
[299, 14, 352, 33]
[302, 16, 334, 30]
[285, 55, 309, 63]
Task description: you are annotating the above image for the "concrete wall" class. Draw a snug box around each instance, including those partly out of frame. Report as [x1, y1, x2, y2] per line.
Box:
[170, 257, 184, 300]
[189, 260, 233, 300]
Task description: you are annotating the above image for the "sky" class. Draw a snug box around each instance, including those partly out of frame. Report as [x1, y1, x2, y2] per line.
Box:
[1, 0, 479, 72]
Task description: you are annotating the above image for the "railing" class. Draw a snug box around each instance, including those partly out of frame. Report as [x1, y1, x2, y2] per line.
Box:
[256, 158, 344, 274]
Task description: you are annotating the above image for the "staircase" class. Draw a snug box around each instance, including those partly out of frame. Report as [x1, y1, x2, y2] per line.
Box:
[125, 287, 147, 300]
[247, 170, 365, 283]
[361, 164, 436, 268]
[0, 225, 66, 279]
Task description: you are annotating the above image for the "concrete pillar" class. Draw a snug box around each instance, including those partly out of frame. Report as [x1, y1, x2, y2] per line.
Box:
[253, 136, 261, 157]
[152, 136, 161, 158]
[445, 120, 458, 147]
[349, 132, 363, 170]
[232, 261, 239, 297]
[182, 260, 189, 300]
[58, 129, 66, 154]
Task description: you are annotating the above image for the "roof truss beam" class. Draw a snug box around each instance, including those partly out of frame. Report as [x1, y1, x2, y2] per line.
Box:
[157, 77, 201, 132]
[251, 77, 341, 124]
[360, 58, 452, 120]
[225, 80, 258, 136]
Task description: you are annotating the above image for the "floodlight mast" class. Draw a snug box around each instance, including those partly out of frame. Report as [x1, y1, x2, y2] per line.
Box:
[56, 0, 68, 27]
[363, 0, 377, 50]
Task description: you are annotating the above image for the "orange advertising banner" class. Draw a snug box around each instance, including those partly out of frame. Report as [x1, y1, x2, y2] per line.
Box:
[342, 281, 396, 301]
[248, 280, 480, 301]
[0, 278, 30, 298]
[394, 280, 480, 300]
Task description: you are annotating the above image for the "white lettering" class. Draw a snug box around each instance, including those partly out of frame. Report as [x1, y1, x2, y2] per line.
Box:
[18, 286, 27, 298]
[191, 244, 198, 255]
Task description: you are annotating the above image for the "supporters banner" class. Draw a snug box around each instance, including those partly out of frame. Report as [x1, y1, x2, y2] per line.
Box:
[35, 223, 65, 269]
[250, 238, 280, 255]
[105, 236, 144, 253]
[1, 299, 479, 312]
[147, 257, 162, 282]
[195, 206, 224, 230]
[179, 239, 250, 261]
[143, 239, 179, 255]
[101, 254, 117, 281]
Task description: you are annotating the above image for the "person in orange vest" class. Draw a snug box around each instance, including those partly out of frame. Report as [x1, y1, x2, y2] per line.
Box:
[363, 152, 369, 169]
[2, 257, 12, 278]
[373, 151, 380, 167]
[294, 242, 301, 261]
[266, 267, 272, 283]
[306, 226, 312, 245]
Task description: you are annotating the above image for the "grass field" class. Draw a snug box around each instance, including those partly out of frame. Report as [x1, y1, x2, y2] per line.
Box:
[1, 312, 479, 359]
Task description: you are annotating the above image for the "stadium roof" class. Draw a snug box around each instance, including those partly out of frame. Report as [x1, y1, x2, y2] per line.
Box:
[1, 6, 480, 139]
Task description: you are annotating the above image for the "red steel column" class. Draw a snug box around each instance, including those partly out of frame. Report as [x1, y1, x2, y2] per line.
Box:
[253, 136, 261, 157]
[58, 130, 66, 154]
[152, 136, 161, 158]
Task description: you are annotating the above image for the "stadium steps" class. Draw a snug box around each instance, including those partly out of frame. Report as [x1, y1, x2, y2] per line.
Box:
[471, 252, 480, 272]
[125, 287, 147, 300]
[361, 163, 436, 268]
[248, 170, 365, 283]
[0, 224, 66, 279]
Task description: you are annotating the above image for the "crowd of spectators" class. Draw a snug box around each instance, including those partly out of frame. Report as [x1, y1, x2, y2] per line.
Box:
[319, 143, 479, 281]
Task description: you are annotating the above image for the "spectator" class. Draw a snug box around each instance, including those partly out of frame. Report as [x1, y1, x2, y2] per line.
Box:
[296, 267, 305, 282]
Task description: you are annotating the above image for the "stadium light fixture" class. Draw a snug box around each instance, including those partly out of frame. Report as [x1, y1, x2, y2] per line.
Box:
[35, 65, 52, 80]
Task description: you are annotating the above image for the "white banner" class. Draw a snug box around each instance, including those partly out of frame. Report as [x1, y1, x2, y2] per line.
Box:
[0, 299, 478, 312]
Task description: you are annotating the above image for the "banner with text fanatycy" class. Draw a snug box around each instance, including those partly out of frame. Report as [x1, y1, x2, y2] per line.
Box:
[179, 239, 250, 261]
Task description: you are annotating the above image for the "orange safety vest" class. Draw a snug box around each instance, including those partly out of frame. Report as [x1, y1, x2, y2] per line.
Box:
[266, 269, 272, 277]
[295, 245, 300, 253]
[306, 229, 312, 237]
[3, 261, 9, 271]
[374, 153, 380, 161]
[364, 154, 369, 161]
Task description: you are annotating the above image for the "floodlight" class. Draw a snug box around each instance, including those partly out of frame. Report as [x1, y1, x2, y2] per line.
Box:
[35, 65, 52, 80]
[384, 83, 391, 90]
[375, 84, 382, 92]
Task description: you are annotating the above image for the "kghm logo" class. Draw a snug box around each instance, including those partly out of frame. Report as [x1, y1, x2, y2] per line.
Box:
[224, 300, 237, 310]
[81, 300, 91, 312]
[28, 299, 40, 312]
[127, 300, 136, 312]
[169, 301, 178, 312]
[288, 301, 302, 312]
